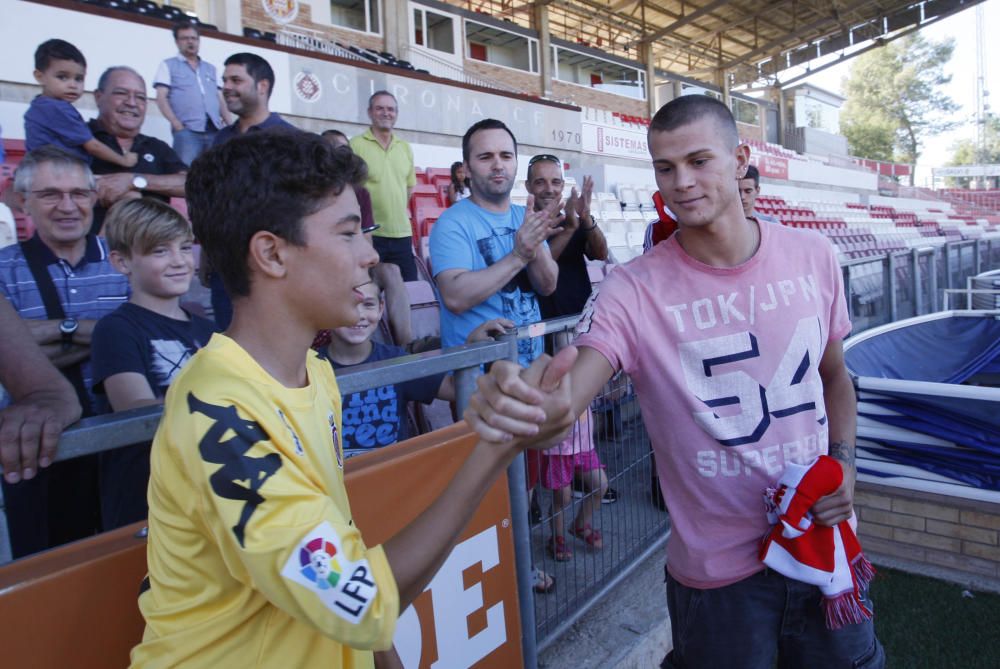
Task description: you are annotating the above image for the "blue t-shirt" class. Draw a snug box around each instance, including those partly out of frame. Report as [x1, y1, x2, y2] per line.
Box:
[24, 95, 93, 163]
[91, 302, 217, 412]
[429, 198, 543, 366]
[320, 341, 444, 457]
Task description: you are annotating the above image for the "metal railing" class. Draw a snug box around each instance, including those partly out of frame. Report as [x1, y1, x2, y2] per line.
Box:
[1, 236, 997, 666]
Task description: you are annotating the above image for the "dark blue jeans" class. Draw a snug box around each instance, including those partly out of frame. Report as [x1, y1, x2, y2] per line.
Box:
[172, 127, 217, 167]
[662, 567, 885, 669]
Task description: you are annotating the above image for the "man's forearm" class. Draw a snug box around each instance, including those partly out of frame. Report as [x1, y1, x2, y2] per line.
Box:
[154, 92, 182, 130]
[40, 343, 90, 368]
[438, 254, 527, 314]
[526, 248, 558, 297]
[547, 225, 575, 261]
[824, 369, 858, 478]
[144, 173, 187, 198]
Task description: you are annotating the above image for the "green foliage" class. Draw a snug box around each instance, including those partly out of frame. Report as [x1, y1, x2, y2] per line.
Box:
[947, 114, 1000, 186]
[840, 33, 958, 176]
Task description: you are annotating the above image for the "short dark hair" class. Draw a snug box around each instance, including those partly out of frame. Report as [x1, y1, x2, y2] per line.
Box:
[34, 39, 86, 72]
[321, 129, 349, 143]
[462, 119, 517, 163]
[367, 90, 396, 109]
[186, 130, 367, 298]
[224, 53, 275, 98]
[172, 22, 199, 39]
[649, 95, 739, 148]
[743, 164, 760, 188]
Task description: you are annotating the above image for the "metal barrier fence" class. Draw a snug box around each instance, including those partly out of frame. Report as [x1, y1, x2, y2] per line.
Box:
[0, 235, 998, 666]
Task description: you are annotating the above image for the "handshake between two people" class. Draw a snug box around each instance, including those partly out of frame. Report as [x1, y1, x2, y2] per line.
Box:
[464, 346, 580, 451]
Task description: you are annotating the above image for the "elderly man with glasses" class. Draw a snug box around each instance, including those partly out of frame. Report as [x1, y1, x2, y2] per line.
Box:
[0, 145, 129, 558]
[88, 66, 188, 236]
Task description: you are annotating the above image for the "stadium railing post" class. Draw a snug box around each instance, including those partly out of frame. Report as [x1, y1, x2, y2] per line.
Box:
[910, 249, 921, 317]
[497, 330, 539, 669]
[930, 248, 940, 312]
[973, 239, 982, 276]
[841, 265, 854, 324]
[885, 253, 898, 323]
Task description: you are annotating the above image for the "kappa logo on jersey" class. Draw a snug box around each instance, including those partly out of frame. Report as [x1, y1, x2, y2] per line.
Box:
[189, 393, 282, 547]
[328, 411, 343, 469]
[282, 521, 378, 623]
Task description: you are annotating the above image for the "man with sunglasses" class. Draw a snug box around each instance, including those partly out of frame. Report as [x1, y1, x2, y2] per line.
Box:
[0, 146, 129, 558]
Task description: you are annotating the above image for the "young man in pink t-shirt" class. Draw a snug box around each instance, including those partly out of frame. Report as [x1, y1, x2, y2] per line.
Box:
[465, 96, 884, 669]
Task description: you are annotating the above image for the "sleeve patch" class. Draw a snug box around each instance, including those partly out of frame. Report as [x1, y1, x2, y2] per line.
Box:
[281, 521, 378, 624]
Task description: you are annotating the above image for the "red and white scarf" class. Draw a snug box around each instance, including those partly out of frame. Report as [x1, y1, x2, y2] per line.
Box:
[759, 455, 875, 629]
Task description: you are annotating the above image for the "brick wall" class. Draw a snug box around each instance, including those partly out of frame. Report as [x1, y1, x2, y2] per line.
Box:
[463, 60, 541, 98]
[241, 0, 385, 52]
[854, 480, 1000, 589]
[551, 80, 647, 118]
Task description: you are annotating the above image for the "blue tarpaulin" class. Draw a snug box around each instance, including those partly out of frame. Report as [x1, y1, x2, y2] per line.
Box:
[845, 313, 1000, 491]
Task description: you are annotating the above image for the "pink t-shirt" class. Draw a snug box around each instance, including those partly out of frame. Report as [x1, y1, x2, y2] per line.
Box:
[575, 221, 851, 588]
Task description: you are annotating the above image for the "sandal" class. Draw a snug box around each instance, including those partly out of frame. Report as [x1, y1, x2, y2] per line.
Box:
[571, 523, 604, 549]
[532, 568, 555, 594]
[548, 535, 573, 561]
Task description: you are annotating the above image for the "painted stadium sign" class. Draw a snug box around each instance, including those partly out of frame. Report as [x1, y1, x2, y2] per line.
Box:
[288, 56, 580, 152]
[933, 165, 1000, 178]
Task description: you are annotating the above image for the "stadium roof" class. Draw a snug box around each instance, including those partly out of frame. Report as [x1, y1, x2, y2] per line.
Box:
[445, 0, 984, 88]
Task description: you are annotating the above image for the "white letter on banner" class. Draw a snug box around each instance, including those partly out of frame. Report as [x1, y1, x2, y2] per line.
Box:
[429, 525, 506, 668]
[394, 606, 423, 668]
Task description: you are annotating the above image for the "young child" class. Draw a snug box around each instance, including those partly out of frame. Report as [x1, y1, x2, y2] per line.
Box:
[91, 198, 216, 530]
[541, 407, 608, 561]
[129, 131, 572, 668]
[316, 269, 510, 459]
[24, 39, 137, 168]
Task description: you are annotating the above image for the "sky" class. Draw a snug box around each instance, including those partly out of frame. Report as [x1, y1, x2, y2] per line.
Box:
[783, 0, 999, 186]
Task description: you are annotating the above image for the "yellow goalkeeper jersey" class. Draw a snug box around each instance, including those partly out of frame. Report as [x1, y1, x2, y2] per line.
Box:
[130, 334, 399, 668]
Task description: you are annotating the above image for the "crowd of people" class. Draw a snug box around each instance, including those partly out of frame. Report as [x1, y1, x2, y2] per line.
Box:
[0, 25, 881, 669]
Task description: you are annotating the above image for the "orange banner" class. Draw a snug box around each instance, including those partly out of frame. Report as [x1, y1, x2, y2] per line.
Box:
[0, 423, 523, 669]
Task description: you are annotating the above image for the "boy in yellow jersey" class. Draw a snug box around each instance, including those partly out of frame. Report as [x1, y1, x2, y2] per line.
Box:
[129, 131, 575, 668]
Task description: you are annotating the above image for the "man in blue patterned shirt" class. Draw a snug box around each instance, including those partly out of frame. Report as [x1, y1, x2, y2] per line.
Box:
[0, 146, 129, 558]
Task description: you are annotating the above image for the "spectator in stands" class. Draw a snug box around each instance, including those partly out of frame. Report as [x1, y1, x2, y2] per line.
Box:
[207, 53, 295, 328]
[130, 129, 558, 666]
[465, 95, 883, 669]
[91, 198, 216, 530]
[213, 52, 295, 146]
[741, 164, 780, 224]
[527, 154, 607, 319]
[447, 160, 470, 205]
[88, 66, 188, 235]
[525, 154, 617, 505]
[0, 146, 129, 558]
[321, 128, 415, 348]
[24, 39, 138, 170]
[350, 91, 418, 282]
[316, 269, 510, 458]
[429, 119, 560, 367]
[153, 23, 231, 166]
[542, 408, 607, 561]
[0, 294, 81, 486]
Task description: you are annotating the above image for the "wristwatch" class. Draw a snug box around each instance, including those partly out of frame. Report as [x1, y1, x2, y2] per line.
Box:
[59, 317, 79, 350]
[131, 174, 149, 191]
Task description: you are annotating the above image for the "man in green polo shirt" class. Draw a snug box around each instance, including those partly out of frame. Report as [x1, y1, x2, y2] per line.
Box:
[350, 91, 418, 281]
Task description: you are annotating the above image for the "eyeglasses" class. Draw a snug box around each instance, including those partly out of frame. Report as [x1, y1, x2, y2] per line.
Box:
[28, 189, 95, 206]
[528, 154, 561, 167]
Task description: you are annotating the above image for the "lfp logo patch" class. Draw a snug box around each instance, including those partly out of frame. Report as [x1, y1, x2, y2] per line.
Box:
[300, 537, 341, 589]
[282, 521, 378, 624]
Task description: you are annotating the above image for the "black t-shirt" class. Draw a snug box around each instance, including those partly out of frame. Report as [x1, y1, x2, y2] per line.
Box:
[91, 302, 217, 412]
[87, 119, 188, 234]
[319, 340, 445, 457]
[539, 226, 594, 318]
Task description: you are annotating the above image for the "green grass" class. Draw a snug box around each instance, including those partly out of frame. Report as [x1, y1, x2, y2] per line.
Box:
[871, 567, 1000, 668]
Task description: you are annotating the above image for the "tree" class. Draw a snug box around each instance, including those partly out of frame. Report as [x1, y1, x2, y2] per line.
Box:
[840, 33, 958, 183]
[947, 114, 1000, 188]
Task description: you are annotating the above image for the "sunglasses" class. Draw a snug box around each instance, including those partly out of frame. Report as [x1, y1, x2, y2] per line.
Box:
[528, 154, 561, 167]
